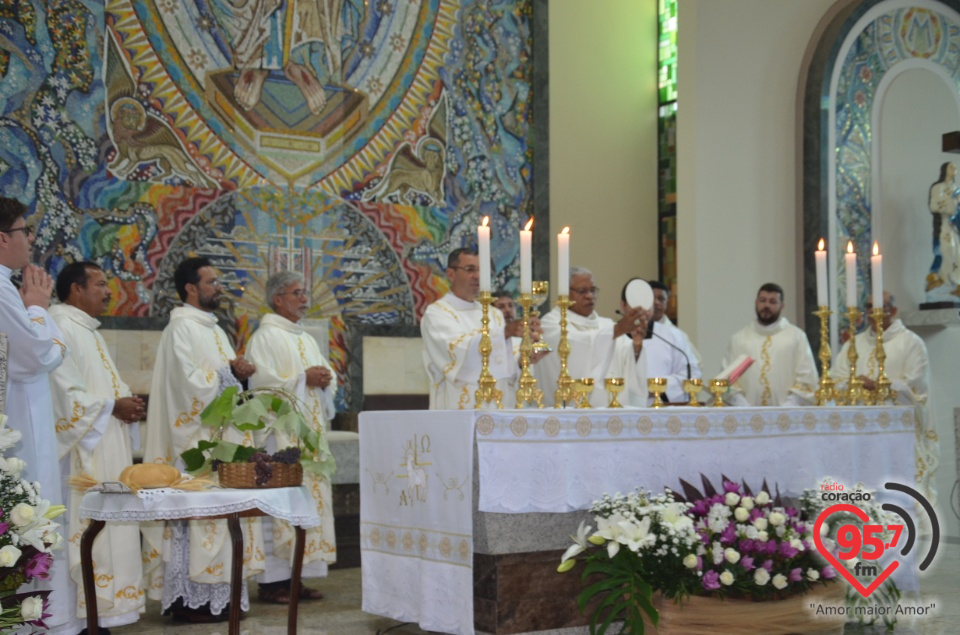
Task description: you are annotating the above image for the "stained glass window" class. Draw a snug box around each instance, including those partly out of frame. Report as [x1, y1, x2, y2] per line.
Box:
[658, 0, 678, 319]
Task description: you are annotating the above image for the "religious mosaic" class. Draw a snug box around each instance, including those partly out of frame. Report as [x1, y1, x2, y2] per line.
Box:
[0, 0, 536, 407]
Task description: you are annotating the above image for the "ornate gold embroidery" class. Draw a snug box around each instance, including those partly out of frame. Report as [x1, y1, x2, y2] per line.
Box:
[115, 585, 143, 600]
[758, 336, 773, 406]
[213, 330, 229, 363]
[56, 401, 85, 432]
[95, 573, 114, 589]
[30, 316, 45, 325]
[94, 334, 122, 399]
[174, 398, 204, 428]
[52, 337, 67, 357]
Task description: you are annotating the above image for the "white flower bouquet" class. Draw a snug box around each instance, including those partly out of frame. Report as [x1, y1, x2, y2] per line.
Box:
[0, 415, 67, 632]
[558, 476, 837, 634]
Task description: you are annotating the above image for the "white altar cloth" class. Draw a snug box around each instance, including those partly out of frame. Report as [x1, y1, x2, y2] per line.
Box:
[360, 406, 915, 635]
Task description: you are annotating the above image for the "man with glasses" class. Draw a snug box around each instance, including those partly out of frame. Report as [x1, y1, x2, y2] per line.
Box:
[422, 248, 542, 409]
[831, 291, 939, 505]
[533, 267, 646, 407]
[141, 257, 264, 623]
[246, 271, 334, 603]
[0, 197, 81, 633]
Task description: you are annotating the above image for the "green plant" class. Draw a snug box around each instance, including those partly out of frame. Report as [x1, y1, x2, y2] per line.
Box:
[180, 386, 335, 481]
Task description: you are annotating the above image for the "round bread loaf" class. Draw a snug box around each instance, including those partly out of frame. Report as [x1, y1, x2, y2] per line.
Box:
[119, 463, 181, 489]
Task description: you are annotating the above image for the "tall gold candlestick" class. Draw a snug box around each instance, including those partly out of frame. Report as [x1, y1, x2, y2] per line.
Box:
[474, 291, 503, 409]
[515, 293, 544, 408]
[554, 295, 576, 407]
[813, 306, 836, 405]
[871, 307, 897, 405]
[841, 307, 863, 406]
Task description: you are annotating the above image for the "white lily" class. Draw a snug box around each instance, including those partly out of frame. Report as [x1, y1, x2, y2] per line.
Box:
[616, 517, 655, 553]
[595, 514, 627, 557]
[560, 521, 593, 563]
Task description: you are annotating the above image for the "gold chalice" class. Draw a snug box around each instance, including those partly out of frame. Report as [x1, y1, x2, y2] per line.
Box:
[605, 377, 625, 408]
[574, 378, 594, 409]
[708, 378, 729, 407]
[531, 280, 552, 353]
[648, 377, 668, 408]
[683, 378, 703, 406]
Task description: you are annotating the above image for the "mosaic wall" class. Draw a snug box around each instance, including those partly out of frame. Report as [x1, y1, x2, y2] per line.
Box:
[0, 0, 536, 408]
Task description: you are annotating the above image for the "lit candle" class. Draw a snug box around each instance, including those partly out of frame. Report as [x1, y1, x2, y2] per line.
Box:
[845, 241, 857, 309]
[520, 218, 533, 294]
[815, 238, 828, 307]
[557, 227, 570, 295]
[478, 216, 491, 292]
[871, 242, 883, 310]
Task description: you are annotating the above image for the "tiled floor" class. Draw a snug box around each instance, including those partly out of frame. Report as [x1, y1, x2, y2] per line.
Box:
[108, 546, 960, 635]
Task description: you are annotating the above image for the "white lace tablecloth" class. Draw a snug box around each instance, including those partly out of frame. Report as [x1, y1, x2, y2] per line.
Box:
[80, 486, 321, 527]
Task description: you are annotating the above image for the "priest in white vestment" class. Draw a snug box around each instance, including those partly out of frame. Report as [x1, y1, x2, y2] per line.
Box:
[609, 279, 702, 406]
[533, 267, 645, 407]
[141, 257, 264, 621]
[721, 283, 818, 407]
[650, 280, 704, 369]
[246, 271, 333, 603]
[831, 292, 940, 504]
[422, 249, 542, 409]
[0, 198, 81, 635]
[49, 261, 146, 628]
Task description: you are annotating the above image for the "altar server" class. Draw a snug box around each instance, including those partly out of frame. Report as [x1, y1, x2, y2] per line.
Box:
[721, 283, 818, 406]
[246, 270, 333, 603]
[141, 257, 264, 622]
[533, 267, 645, 407]
[831, 292, 939, 503]
[650, 280, 703, 369]
[49, 261, 146, 628]
[0, 197, 80, 634]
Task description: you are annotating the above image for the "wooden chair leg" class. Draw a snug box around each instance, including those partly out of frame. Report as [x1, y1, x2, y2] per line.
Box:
[227, 515, 243, 635]
[288, 526, 306, 635]
[80, 520, 106, 635]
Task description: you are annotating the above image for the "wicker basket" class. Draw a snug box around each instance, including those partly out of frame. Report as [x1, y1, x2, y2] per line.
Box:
[217, 462, 303, 488]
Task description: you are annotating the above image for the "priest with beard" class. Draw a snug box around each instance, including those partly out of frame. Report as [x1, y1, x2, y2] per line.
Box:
[721, 283, 818, 407]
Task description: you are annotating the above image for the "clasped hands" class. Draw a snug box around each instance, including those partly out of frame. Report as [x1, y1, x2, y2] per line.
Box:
[305, 365, 333, 389]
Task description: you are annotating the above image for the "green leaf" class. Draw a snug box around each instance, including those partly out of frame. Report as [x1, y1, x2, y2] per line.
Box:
[181, 448, 208, 473]
[200, 386, 238, 428]
[209, 441, 242, 462]
[233, 445, 260, 463]
[232, 398, 269, 431]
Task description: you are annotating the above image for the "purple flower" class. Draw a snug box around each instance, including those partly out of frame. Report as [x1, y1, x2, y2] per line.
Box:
[785, 507, 799, 518]
[723, 480, 741, 493]
[789, 567, 803, 582]
[749, 508, 763, 521]
[765, 540, 778, 555]
[0, 521, 8, 536]
[25, 552, 53, 580]
[696, 556, 704, 571]
[710, 494, 724, 505]
[692, 500, 710, 516]
[821, 566, 837, 579]
[740, 556, 755, 571]
[779, 542, 799, 558]
[738, 539, 755, 553]
[720, 524, 737, 544]
[762, 559, 774, 572]
[698, 529, 711, 545]
[702, 570, 721, 591]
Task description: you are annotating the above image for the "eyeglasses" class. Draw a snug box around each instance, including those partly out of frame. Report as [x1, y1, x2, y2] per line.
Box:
[280, 289, 308, 298]
[450, 265, 480, 274]
[2, 225, 33, 236]
[570, 286, 600, 296]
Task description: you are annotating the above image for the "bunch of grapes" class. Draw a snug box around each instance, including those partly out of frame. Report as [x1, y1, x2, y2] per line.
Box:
[272, 447, 302, 465]
[251, 452, 274, 486]
[211, 459, 223, 472]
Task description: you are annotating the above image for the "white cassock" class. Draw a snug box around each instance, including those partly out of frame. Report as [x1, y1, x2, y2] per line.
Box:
[141, 305, 264, 614]
[722, 317, 818, 407]
[0, 266, 81, 634]
[831, 319, 940, 504]
[48, 303, 144, 627]
[609, 322, 702, 407]
[246, 313, 337, 582]
[421, 293, 517, 409]
[658, 315, 704, 369]
[533, 307, 616, 407]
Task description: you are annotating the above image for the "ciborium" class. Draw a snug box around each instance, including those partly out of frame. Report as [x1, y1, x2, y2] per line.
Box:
[648, 377, 667, 408]
[574, 378, 594, 409]
[605, 377, 625, 408]
[530, 281, 552, 354]
[709, 378, 729, 407]
[683, 378, 703, 406]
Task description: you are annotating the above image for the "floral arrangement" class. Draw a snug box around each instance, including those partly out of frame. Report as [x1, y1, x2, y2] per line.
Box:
[800, 477, 901, 629]
[0, 415, 66, 632]
[558, 476, 837, 634]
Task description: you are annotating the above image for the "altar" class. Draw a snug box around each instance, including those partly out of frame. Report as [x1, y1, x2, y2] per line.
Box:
[359, 405, 916, 635]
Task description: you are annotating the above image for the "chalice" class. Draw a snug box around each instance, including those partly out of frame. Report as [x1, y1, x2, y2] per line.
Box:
[574, 378, 594, 409]
[531, 281, 552, 354]
[708, 378, 729, 408]
[683, 378, 703, 406]
[648, 377, 668, 408]
[605, 377, 625, 408]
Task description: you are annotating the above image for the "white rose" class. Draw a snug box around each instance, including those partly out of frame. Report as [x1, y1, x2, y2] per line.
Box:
[719, 570, 734, 586]
[724, 548, 741, 564]
[772, 573, 788, 590]
[790, 538, 804, 551]
[757, 531, 769, 542]
[43, 528, 64, 550]
[10, 503, 36, 527]
[20, 596, 43, 621]
[683, 554, 698, 569]
[754, 568, 770, 585]
[0, 545, 23, 567]
[755, 491, 770, 505]
[740, 496, 754, 510]
[725, 492, 741, 506]
[819, 522, 830, 538]
[768, 512, 786, 527]
[753, 517, 768, 531]
[806, 568, 820, 581]
[734, 507, 750, 522]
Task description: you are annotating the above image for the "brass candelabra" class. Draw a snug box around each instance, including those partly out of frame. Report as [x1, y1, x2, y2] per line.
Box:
[554, 295, 576, 407]
[813, 306, 837, 405]
[868, 307, 897, 405]
[474, 291, 503, 409]
[839, 307, 864, 406]
[515, 293, 544, 408]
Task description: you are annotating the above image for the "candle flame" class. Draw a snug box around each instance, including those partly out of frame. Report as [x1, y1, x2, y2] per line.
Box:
[561, 226, 570, 235]
[846, 241, 854, 254]
[524, 218, 534, 231]
[481, 216, 489, 227]
[872, 241, 879, 256]
[817, 238, 825, 251]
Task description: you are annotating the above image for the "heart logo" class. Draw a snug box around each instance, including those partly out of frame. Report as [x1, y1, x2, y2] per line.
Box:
[813, 503, 899, 598]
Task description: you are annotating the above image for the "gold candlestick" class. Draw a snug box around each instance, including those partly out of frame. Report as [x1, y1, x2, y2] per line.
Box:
[531, 281, 552, 354]
[813, 306, 836, 405]
[648, 377, 667, 408]
[708, 379, 728, 407]
[683, 378, 703, 406]
[515, 293, 544, 408]
[474, 291, 503, 409]
[554, 295, 576, 407]
[840, 307, 863, 406]
[605, 377, 625, 408]
[871, 307, 897, 405]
